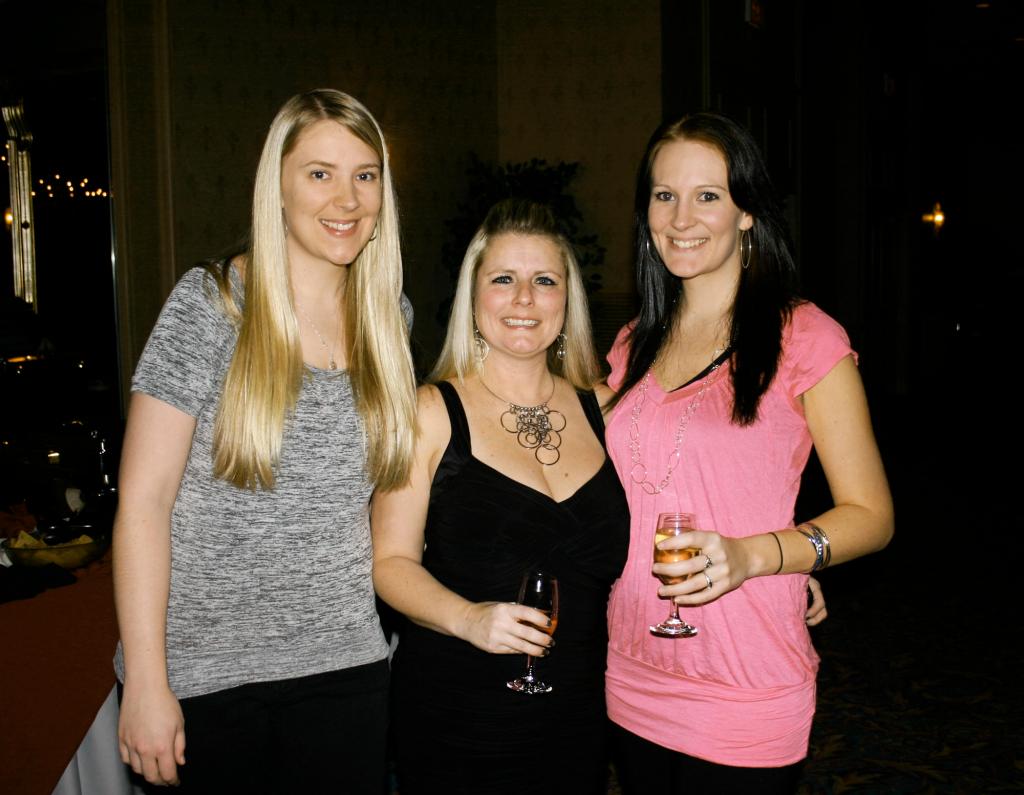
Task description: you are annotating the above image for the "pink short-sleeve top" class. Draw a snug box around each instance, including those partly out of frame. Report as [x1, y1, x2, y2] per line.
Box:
[604, 301, 855, 767]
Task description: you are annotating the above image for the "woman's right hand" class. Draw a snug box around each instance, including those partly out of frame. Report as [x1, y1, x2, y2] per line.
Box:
[805, 576, 828, 626]
[118, 683, 186, 786]
[459, 601, 554, 656]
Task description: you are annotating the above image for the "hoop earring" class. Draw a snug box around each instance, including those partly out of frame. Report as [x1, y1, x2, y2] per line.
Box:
[555, 332, 567, 361]
[740, 229, 752, 270]
[645, 237, 659, 262]
[474, 327, 490, 363]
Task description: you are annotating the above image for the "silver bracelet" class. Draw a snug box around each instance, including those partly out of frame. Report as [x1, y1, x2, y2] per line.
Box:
[797, 522, 831, 572]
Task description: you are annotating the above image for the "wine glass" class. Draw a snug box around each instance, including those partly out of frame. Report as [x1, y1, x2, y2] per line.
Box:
[507, 569, 559, 694]
[650, 512, 700, 638]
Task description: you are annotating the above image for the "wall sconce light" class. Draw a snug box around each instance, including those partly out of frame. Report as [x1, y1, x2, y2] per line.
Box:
[922, 202, 945, 234]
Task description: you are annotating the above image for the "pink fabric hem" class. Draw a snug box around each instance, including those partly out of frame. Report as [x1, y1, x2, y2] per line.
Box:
[606, 647, 815, 767]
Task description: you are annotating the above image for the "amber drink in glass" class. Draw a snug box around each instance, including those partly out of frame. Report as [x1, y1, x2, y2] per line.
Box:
[650, 512, 700, 637]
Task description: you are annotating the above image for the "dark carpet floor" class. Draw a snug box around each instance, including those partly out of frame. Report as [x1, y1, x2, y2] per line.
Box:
[795, 550, 1021, 793]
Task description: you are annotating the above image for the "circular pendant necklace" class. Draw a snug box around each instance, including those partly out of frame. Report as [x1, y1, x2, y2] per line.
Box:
[479, 374, 567, 466]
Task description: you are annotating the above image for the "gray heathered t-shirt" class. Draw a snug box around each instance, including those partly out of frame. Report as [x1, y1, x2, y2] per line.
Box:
[114, 267, 397, 699]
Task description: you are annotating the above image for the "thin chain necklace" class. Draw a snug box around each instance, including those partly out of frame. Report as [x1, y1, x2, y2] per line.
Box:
[628, 348, 727, 494]
[296, 302, 339, 370]
[479, 374, 567, 466]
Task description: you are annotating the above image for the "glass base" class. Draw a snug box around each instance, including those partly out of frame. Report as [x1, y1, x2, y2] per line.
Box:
[650, 617, 699, 637]
[507, 675, 553, 694]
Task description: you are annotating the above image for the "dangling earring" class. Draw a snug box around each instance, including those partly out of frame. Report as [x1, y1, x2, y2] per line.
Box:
[474, 327, 490, 363]
[555, 332, 567, 361]
[740, 228, 753, 270]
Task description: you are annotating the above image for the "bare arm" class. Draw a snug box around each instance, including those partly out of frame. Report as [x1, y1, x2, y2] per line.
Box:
[371, 385, 553, 656]
[787, 355, 894, 564]
[593, 381, 616, 422]
[114, 392, 195, 786]
[656, 356, 894, 598]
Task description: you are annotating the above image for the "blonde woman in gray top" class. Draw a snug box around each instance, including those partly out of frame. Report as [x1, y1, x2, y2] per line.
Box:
[112, 90, 415, 793]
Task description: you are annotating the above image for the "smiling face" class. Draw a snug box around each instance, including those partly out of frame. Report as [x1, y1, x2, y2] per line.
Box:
[647, 138, 753, 286]
[280, 119, 382, 270]
[473, 233, 567, 365]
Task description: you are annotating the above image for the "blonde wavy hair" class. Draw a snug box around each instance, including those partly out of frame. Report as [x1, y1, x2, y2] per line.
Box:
[430, 199, 598, 390]
[211, 89, 415, 491]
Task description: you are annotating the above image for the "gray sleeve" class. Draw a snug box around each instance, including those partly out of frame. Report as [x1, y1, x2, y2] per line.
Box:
[131, 267, 235, 417]
[400, 293, 414, 331]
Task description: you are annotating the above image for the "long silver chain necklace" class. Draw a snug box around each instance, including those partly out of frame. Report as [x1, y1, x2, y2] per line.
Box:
[479, 375, 567, 466]
[296, 303, 339, 370]
[628, 348, 727, 494]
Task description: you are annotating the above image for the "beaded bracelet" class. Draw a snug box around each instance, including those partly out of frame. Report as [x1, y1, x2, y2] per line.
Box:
[796, 522, 832, 572]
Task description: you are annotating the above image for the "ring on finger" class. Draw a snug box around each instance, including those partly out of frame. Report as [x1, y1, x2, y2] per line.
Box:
[704, 553, 714, 569]
[703, 572, 713, 590]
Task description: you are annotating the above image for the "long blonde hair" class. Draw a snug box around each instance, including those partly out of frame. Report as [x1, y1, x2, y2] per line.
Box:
[431, 199, 599, 389]
[212, 89, 415, 491]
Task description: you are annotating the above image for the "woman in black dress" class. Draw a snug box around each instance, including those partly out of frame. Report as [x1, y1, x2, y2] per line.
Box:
[372, 199, 629, 794]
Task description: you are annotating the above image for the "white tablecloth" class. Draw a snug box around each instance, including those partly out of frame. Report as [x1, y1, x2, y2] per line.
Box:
[52, 687, 143, 795]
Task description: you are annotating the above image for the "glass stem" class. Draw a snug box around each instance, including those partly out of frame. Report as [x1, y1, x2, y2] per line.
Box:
[524, 655, 536, 681]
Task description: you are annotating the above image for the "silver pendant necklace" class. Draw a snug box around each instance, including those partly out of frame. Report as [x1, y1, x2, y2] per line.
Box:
[296, 302, 339, 370]
[479, 375, 567, 466]
[628, 348, 727, 494]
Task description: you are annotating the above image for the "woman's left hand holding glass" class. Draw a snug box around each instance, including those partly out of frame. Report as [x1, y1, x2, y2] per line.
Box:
[653, 528, 760, 605]
[655, 530, 833, 626]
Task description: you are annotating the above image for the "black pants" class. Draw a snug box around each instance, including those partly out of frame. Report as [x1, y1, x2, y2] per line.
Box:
[131, 661, 389, 795]
[610, 721, 803, 795]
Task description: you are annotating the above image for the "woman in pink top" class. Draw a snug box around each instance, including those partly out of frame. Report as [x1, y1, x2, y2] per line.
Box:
[596, 113, 894, 793]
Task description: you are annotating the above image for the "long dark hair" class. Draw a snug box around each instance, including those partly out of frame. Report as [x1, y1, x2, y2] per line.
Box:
[618, 112, 799, 425]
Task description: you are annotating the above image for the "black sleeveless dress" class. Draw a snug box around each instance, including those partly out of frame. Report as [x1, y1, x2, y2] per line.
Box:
[391, 381, 630, 794]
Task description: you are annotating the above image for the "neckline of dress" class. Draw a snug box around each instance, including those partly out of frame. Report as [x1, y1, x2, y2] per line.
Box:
[646, 356, 731, 404]
[441, 382, 609, 506]
[467, 452, 611, 507]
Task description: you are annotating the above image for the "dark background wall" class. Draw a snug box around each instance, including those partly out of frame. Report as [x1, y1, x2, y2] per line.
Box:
[101, 0, 661, 379]
[4, 0, 1019, 552]
[105, 0, 503, 373]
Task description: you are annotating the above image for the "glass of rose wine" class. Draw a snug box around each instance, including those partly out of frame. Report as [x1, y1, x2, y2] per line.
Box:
[650, 512, 700, 637]
[507, 569, 559, 694]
